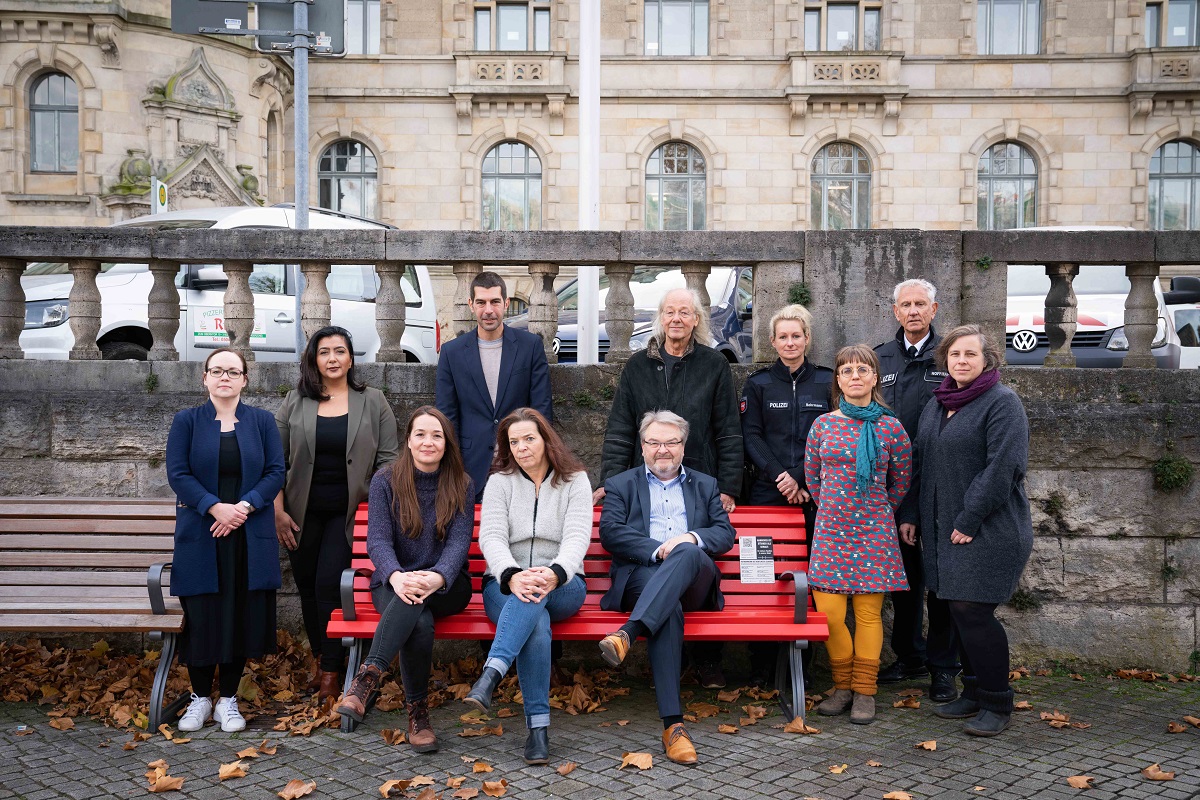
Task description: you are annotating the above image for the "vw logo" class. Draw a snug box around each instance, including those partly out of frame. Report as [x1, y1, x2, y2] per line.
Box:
[552, 337, 561, 355]
[1012, 330, 1038, 353]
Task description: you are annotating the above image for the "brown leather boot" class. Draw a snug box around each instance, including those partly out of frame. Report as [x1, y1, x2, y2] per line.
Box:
[317, 670, 341, 702]
[407, 700, 438, 753]
[335, 664, 382, 723]
[661, 722, 697, 765]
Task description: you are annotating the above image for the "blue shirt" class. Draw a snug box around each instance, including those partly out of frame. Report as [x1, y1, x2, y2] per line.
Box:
[645, 466, 706, 558]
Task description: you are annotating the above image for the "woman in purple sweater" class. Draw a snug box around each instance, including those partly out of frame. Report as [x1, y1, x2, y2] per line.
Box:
[336, 406, 473, 752]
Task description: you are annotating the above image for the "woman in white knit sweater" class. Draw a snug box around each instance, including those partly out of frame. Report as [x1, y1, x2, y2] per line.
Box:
[462, 407, 592, 765]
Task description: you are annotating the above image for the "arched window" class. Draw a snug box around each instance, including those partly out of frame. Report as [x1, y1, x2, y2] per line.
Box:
[977, 141, 1037, 230]
[318, 140, 378, 218]
[810, 142, 871, 230]
[1149, 140, 1200, 230]
[645, 141, 706, 231]
[481, 141, 542, 230]
[30, 72, 78, 173]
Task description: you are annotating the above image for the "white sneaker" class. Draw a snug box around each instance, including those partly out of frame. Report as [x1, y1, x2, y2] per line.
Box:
[178, 693, 212, 732]
[213, 696, 246, 732]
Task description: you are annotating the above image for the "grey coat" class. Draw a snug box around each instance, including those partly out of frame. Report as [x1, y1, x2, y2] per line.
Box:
[913, 383, 1033, 604]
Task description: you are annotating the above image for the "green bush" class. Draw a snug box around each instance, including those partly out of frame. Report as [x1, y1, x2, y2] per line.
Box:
[1152, 455, 1194, 492]
[788, 282, 812, 307]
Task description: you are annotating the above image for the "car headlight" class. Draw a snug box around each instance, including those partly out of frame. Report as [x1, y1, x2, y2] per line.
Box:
[628, 328, 652, 352]
[1107, 318, 1168, 351]
[24, 300, 70, 329]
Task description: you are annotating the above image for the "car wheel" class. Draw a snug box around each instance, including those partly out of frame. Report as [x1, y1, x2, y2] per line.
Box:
[100, 341, 150, 361]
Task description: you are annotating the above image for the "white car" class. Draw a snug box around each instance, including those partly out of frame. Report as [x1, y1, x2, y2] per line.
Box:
[1166, 276, 1200, 369]
[20, 205, 439, 363]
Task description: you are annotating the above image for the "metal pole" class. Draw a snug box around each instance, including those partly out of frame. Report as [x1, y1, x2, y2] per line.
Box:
[293, 0, 309, 356]
[576, 0, 601, 364]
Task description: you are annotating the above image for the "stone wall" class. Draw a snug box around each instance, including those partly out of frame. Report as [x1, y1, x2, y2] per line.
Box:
[0, 360, 1196, 671]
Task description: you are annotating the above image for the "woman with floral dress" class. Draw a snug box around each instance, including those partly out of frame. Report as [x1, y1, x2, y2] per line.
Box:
[804, 344, 912, 724]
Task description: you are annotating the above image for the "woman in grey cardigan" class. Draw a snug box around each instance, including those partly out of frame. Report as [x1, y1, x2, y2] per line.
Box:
[909, 324, 1033, 737]
[463, 407, 592, 765]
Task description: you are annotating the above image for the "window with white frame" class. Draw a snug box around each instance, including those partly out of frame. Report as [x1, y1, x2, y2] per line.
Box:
[481, 141, 542, 230]
[810, 142, 871, 230]
[1149, 140, 1199, 230]
[645, 142, 706, 231]
[645, 0, 709, 56]
[977, 0, 1041, 55]
[474, 1, 551, 51]
[318, 140, 378, 219]
[977, 142, 1037, 230]
[346, 0, 381, 55]
[30, 72, 78, 173]
[803, 1, 882, 52]
[1146, 1, 1198, 47]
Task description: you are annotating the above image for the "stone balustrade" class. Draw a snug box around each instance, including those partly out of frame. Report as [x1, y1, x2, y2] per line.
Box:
[0, 228, 1198, 368]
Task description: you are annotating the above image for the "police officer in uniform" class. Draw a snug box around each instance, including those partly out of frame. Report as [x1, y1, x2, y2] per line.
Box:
[741, 304, 832, 685]
[874, 278, 960, 702]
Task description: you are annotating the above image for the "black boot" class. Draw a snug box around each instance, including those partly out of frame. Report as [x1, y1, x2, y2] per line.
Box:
[462, 666, 502, 713]
[933, 675, 979, 719]
[523, 726, 549, 765]
[965, 687, 1013, 737]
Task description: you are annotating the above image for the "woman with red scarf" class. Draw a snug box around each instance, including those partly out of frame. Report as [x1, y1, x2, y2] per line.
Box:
[908, 324, 1033, 737]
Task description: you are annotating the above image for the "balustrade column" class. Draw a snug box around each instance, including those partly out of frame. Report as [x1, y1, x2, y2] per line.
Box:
[527, 262, 560, 364]
[1123, 263, 1160, 368]
[375, 261, 408, 363]
[222, 260, 256, 362]
[67, 259, 102, 360]
[681, 261, 712, 310]
[1042, 263, 1079, 368]
[604, 262, 635, 366]
[300, 261, 332, 343]
[452, 261, 482, 338]
[147, 259, 181, 361]
[0, 258, 26, 359]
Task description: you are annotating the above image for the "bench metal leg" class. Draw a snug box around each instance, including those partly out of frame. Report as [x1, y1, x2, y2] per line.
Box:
[149, 633, 187, 731]
[340, 637, 363, 733]
[775, 640, 808, 721]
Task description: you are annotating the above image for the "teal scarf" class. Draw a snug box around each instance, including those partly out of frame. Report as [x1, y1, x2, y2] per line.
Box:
[838, 399, 894, 495]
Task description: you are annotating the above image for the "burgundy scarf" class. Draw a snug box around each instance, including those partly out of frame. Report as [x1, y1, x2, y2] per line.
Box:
[933, 368, 1000, 411]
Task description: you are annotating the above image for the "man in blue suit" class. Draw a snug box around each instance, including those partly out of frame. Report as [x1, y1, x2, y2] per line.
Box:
[596, 410, 736, 765]
[436, 271, 553, 501]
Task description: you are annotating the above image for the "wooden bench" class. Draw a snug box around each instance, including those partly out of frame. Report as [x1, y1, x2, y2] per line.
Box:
[328, 503, 829, 731]
[0, 497, 185, 730]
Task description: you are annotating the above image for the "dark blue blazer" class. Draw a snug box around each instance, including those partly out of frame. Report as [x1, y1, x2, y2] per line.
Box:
[598, 466, 736, 612]
[166, 400, 286, 597]
[435, 325, 553, 498]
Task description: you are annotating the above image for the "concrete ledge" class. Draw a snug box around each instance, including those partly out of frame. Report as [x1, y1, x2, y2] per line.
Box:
[154, 228, 388, 262]
[620, 230, 805, 263]
[963, 230, 1158, 265]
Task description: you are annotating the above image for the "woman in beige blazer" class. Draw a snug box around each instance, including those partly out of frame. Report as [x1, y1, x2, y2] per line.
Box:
[274, 326, 399, 699]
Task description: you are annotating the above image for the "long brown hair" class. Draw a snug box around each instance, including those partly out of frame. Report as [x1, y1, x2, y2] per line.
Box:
[831, 345, 889, 409]
[489, 408, 585, 488]
[389, 406, 471, 540]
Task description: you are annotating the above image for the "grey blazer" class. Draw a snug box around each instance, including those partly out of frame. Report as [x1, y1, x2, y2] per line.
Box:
[275, 386, 400, 545]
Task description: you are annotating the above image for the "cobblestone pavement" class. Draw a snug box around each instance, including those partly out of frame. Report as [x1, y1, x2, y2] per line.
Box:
[1, 670, 1197, 800]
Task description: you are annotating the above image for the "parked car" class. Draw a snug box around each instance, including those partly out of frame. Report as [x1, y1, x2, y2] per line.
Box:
[20, 205, 439, 363]
[1166, 275, 1200, 369]
[506, 265, 755, 364]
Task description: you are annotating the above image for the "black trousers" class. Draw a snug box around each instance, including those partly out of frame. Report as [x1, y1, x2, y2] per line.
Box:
[620, 544, 720, 718]
[889, 531, 960, 673]
[288, 504, 351, 672]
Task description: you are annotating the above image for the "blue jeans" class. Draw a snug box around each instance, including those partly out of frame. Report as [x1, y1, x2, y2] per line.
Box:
[481, 574, 587, 730]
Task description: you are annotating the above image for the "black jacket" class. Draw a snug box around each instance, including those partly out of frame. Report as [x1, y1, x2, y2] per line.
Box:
[875, 326, 946, 524]
[601, 338, 744, 497]
[740, 359, 833, 502]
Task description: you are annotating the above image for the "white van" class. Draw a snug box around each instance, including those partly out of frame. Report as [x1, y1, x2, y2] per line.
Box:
[1166, 276, 1200, 369]
[1004, 227, 1181, 368]
[20, 205, 439, 363]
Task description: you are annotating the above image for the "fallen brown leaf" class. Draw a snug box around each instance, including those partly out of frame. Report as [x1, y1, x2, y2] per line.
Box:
[617, 719, 630, 726]
[452, 790, 479, 800]
[259, 740, 278, 755]
[973, 787, 986, 792]
[1070, 722, 1092, 730]
[883, 792, 913, 800]
[556, 762, 578, 776]
[742, 704, 767, 721]
[716, 689, 741, 702]
[1182, 715, 1200, 727]
[379, 779, 410, 797]
[916, 740, 937, 751]
[122, 742, 138, 751]
[828, 764, 848, 774]
[132, 731, 152, 742]
[147, 759, 169, 770]
[717, 724, 739, 734]
[481, 779, 508, 797]
[446, 777, 466, 788]
[1167, 721, 1187, 734]
[458, 724, 503, 738]
[460, 710, 491, 724]
[157, 723, 174, 740]
[783, 717, 820, 734]
[619, 752, 653, 770]
[381, 729, 407, 746]
[414, 789, 439, 800]
[1041, 710, 1070, 722]
[866, 760, 883, 767]
[685, 701, 720, 718]
[410, 776, 436, 787]
[473, 762, 493, 774]
[682, 713, 697, 722]
[277, 779, 317, 799]
[1070, 673, 1085, 681]
[893, 697, 921, 709]
[172, 738, 191, 745]
[1066, 775, 1094, 789]
[48, 717, 75, 731]
[495, 708, 515, 718]
[219, 761, 248, 781]
[237, 746, 261, 759]
[148, 775, 184, 793]
[1014, 700, 1033, 710]
[1141, 763, 1175, 781]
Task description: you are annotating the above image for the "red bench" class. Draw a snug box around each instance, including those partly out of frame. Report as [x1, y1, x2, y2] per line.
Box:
[327, 504, 829, 731]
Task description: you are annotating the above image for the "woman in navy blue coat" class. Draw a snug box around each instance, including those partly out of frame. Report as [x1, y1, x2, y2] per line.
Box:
[166, 348, 285, 733]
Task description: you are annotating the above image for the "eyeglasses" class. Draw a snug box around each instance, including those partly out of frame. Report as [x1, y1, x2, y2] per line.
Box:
[206, 368, 245, 378]
[643, 439, 684, 450]
[837, 366, 875, 378]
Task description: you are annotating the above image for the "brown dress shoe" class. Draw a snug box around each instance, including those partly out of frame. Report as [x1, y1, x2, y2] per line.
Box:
[407, 700, 438, 753]
[335, 664, 382, 723]
[599, 630, 631, 667]
[317, 670, 341, 702]
[661, 722, 698, 765]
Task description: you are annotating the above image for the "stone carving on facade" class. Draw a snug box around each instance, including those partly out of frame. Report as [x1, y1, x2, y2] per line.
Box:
[1160, 59, 1190, 79]
[453, 53, 567, 135]
[813, 63, 842, 81]
[251, 58, 291, 102]
[93, 22, 120, 68]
